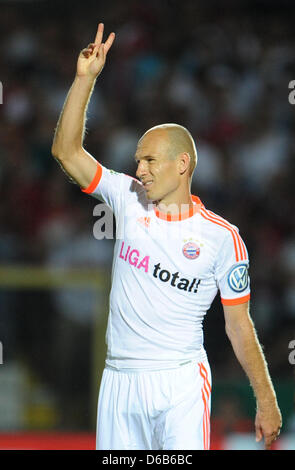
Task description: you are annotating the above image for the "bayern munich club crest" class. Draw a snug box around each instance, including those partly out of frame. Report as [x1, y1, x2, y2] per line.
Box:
[182, 242, 200, 260]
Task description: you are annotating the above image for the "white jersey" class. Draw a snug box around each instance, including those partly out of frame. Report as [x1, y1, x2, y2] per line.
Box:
[82, 163, 250, 371]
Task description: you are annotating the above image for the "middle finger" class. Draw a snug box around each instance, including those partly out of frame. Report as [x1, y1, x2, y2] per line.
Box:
[94, 23, 104, 45]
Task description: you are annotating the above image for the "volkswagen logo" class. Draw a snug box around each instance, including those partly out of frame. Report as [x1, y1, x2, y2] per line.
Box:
[228, 264, 249, 292]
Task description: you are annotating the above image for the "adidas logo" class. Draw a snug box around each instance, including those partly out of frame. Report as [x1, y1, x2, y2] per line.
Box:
[136, 217, 151, 228]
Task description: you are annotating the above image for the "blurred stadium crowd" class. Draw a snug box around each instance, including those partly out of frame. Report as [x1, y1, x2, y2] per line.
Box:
[0, 0, 294, 433]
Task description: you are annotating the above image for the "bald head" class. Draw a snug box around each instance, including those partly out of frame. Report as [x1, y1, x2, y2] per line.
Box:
[139, 123, 197, 178]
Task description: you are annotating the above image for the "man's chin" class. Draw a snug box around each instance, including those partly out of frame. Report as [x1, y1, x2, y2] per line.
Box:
[144, 186, 162, 203]
[147, 193, 160, 204]
[145, 189, 157, 201]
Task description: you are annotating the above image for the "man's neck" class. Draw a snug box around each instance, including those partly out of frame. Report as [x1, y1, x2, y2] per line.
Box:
[154, 191, 193, 216]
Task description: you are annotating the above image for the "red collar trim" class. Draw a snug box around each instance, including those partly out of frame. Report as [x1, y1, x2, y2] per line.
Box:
[154, 195, 202, 221]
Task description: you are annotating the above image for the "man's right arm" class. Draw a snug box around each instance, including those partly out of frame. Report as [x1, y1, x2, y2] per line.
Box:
[51, 23, 115, 190]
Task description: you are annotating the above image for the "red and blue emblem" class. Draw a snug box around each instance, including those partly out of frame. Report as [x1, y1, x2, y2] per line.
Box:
[182, 242, 200, 260]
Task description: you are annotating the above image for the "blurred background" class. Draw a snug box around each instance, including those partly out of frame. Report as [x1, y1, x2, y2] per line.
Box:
[0, 0, 294, 450]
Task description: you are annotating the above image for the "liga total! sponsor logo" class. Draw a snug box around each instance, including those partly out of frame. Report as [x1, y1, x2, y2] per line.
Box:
[118, 241, 201, 294]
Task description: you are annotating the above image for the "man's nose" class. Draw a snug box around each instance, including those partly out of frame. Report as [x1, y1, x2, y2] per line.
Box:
[136, 161, 148, 180]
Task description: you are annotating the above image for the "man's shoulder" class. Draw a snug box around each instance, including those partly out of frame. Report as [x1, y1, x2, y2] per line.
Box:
[199, 202, 242, 253]
[199, 202, 248, 262]
[200, 202, 239, 236]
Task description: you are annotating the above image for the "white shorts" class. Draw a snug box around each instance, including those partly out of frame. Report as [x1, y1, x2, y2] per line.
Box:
[96, 360, 211, 450]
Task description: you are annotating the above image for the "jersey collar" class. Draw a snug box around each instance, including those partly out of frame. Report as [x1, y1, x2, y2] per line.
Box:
[154, 195, 202, 222]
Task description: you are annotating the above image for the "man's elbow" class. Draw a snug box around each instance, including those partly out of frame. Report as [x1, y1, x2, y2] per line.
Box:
[225, 316, 256, 346]
[51, 143, 60, 160]
[51, 143, 70, 164]
[51, 131, 69, 161]
[225, 322, 236, 342]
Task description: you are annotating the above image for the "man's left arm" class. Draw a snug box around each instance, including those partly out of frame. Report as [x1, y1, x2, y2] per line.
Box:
[223, 301, 282, 449]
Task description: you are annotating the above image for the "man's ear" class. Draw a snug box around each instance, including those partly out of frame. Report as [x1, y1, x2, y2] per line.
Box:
[178, 152, 191, 175]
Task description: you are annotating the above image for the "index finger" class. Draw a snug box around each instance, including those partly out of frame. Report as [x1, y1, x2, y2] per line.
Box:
[104, 32, 116, 54]
[94, 22, 104, 45]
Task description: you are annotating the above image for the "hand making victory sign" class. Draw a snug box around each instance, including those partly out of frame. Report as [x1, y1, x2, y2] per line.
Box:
[77, 23, 115, 78]
[51, 22, 116, 190]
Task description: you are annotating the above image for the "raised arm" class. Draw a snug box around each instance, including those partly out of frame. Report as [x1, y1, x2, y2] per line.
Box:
[223, 301, 282, 449]
[51, 23, 115, 189]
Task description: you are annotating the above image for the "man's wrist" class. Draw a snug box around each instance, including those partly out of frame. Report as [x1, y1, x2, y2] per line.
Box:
[74, 74, 97, 89]
[256, 395, 278, 412]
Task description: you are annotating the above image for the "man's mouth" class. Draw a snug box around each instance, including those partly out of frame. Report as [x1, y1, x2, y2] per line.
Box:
[142, 181, 153, 189]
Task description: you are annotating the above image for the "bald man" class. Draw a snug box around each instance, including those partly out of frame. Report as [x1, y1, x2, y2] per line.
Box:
[52, 24, 281, 450]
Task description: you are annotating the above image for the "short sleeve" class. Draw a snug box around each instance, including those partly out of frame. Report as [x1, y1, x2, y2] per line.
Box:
[81, 163, 125, 214]
[215, 231, 251, 306]
[81, 162, 144, 224]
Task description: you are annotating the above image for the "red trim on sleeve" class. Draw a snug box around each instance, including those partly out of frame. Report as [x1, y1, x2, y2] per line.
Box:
[221, 293, 250, 306]
[81, 163, 102, 194]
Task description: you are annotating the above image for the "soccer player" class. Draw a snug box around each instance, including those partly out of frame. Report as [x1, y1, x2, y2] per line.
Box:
[51, 23, 282, 450]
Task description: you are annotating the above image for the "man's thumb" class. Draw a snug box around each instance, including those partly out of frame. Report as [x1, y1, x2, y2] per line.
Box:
[255, 426, 263, 442]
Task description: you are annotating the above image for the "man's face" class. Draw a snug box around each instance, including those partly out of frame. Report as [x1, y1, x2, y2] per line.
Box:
[135, 130, 180, 203]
